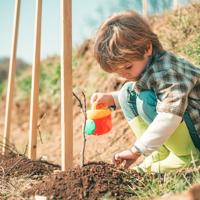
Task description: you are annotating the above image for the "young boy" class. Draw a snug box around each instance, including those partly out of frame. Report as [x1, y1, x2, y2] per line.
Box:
[90, 11, 200, 172]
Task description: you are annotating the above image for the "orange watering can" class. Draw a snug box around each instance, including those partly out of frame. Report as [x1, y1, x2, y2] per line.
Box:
[85, 103, 113, 135]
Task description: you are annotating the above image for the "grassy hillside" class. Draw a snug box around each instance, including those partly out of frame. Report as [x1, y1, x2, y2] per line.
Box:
[150, 3, 200, 65]
[0, 58, 29, 96]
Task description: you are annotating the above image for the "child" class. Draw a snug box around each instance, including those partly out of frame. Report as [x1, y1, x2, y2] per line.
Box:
[90, 10, 200, 172]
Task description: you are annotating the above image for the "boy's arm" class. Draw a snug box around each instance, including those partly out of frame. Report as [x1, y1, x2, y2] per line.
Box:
[134, 112, 182, 156]
[134, 69, 197, 156]
[110, 91, 121, 110]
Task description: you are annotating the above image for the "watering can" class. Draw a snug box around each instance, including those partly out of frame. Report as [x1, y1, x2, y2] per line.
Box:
[85, 103, 113, 135]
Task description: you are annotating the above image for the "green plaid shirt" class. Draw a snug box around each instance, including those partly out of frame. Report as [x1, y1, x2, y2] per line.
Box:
[133, 50, 200, 139]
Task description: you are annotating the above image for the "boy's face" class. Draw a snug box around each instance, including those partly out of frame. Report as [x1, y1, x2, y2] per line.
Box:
[114, 44, 152, 81]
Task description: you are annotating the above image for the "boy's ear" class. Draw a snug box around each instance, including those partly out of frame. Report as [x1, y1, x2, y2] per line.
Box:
[145, 42, 153, 57]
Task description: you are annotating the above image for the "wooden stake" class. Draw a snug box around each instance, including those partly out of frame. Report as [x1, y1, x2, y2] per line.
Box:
[173, 0, 178, 10]
[142, 0, 148, 18]
[3, 0, 21, 154]
[60, 0, 73, 170]
[28, 0, 42, 160]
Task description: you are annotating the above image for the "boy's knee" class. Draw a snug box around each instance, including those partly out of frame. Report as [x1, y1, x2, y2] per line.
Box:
[137, 90, 157, 106]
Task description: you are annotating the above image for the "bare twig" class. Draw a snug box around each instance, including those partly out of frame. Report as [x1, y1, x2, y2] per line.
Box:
[81, 91, 87, 167]
[37, 113, 47, 144]
[73, 92, 82, 109]
[38, 128, 43, 144]
[0, 136, 18, 154]
[23, 144, 28, 156]
[72, 90, 87, 167]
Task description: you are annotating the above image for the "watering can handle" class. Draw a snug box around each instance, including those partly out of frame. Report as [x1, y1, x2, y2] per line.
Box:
[92, 102, 107, 110]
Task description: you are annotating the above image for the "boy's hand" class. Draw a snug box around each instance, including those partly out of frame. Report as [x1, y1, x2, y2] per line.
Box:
[113, 146, 141, 168]
[90, 92, 115, 107]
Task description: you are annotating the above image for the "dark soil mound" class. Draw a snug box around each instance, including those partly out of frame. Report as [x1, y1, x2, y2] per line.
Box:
[0, 151, 60, 179]
[23, 162, 146, 200]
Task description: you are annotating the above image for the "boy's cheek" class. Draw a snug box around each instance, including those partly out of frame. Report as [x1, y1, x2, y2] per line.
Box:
[131, 67, 144, 77]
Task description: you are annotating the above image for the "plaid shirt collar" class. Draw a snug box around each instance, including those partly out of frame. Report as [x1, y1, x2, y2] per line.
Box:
[139, 49, 166, 78]
[134, 50, 167, 93]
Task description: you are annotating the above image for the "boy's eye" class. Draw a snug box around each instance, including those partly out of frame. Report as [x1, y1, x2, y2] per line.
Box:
[125, 64, 133, 70]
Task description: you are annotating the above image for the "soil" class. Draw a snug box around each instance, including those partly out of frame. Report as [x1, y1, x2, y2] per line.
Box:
[1, 150, 200, 200]
[0, 151, 149, 200]
[0, 151, 60, 179]
[23, 161, 145, 200]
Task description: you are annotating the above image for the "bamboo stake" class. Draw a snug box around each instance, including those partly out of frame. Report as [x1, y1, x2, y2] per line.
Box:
[28, 0, 42, 160]
[3, 0, 21, 154]
[60, 0, 73, 170]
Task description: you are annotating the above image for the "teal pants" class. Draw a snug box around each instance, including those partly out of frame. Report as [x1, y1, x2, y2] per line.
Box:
[118, 82, 200, 172]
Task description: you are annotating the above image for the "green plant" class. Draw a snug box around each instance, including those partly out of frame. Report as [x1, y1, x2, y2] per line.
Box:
[17, 75, 32, 96]
[0, 80, 5, 96]
[128, 168, 200, 199]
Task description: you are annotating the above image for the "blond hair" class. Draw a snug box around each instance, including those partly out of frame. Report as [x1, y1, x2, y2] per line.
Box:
[93, 11, 163, 72]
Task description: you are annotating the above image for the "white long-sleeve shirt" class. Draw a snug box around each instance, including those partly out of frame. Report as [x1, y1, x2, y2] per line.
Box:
[110, 91, 182, 156]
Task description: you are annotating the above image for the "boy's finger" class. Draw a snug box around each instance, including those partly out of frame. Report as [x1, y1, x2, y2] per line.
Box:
[124, 160, 134, 169]
[114, 159, 121, 167]
[113, 153, 122, 166]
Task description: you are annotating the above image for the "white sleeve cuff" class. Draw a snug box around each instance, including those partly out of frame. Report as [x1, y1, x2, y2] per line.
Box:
[134, 112, 182, 156]
[110, 91, 121, 110]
